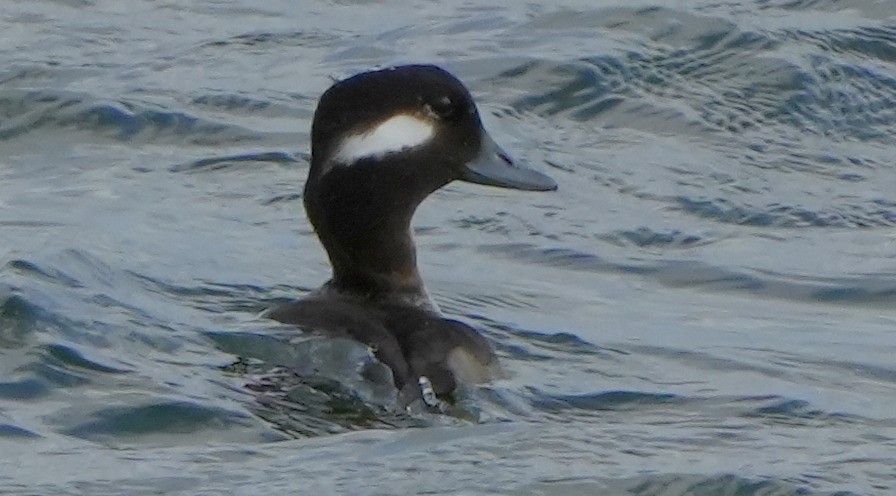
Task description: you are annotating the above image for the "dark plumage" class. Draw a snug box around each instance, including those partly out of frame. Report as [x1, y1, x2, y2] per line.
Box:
[268, 65, 556, 405]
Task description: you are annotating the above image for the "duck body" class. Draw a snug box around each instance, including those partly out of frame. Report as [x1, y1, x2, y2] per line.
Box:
[268, 291, 498, 402]
[268, 65, 556, 405]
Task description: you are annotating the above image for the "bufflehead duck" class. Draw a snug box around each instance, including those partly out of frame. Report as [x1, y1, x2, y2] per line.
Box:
[268, 64, 556, 407]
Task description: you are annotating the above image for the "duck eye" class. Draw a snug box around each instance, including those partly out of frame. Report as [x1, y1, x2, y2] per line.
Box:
[428, 96, 455, 119]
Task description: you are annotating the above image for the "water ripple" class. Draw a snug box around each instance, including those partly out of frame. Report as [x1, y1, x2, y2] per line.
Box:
[675, 196, 896, 228]
[3, 1, 895, 493]
[59, 401, 262, 443]
[0, 294, 41, 348]
[0, 89, 264, 144]
[170, 151, 299, 173]
[481, 243, 896, 307]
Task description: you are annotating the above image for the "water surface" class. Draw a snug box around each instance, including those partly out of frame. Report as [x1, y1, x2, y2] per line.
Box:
[2, 1, 896, 494]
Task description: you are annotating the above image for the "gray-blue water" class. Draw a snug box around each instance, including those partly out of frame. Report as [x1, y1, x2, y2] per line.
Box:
[2, 1, 896, 494]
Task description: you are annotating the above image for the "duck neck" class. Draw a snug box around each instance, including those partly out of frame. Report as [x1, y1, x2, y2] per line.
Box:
[304, 166, 441, 308]
[324, 221, 427, 303]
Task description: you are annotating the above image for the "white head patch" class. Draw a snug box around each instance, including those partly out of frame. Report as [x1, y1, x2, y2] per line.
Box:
[333, 114, 434, 165]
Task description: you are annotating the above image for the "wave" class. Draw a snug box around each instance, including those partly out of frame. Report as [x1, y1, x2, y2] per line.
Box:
[0, 88, 275, 145]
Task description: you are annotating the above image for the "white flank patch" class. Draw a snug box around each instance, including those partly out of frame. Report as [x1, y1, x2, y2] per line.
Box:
[333, 114, 434, 164]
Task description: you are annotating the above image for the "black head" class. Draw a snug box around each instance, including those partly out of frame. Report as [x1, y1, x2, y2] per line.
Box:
[303, 65, 556, 298]
[309, 64, 557, 194]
